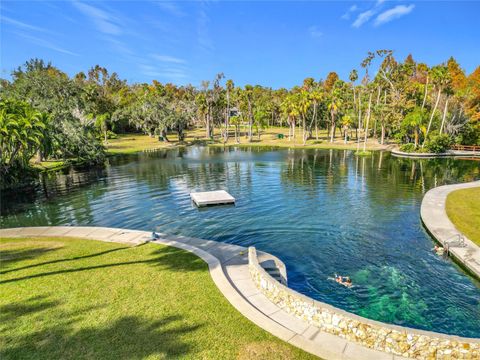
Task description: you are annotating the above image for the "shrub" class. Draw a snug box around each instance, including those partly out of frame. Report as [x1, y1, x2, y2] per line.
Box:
[399, 143, 416, 153]
[106, 130, 118, 139]
[425, 134, 453, 153]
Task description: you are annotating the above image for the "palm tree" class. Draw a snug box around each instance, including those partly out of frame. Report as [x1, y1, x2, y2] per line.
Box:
[423, 65, 451, 147]
[328, 89, 342, 143]
[225, 79, 234, 142]
[297, 90, 311, 145]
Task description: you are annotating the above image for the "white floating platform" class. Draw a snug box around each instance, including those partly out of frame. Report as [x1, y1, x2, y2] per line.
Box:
[190, 190, 235, 207]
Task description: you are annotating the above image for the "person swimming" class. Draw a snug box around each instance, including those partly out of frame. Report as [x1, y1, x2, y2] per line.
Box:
[334, 274, 353, 287]
[433, 245, 445, 256]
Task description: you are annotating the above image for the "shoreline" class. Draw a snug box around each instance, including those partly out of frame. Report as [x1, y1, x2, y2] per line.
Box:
[420, 181, 480, 280]
[2, 226, 479, 360]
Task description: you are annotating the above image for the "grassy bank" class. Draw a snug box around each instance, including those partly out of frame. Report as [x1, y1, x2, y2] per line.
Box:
[106, 127, 390, 155]
[446, 187, 480, 246]
[0, 237, 316, 360]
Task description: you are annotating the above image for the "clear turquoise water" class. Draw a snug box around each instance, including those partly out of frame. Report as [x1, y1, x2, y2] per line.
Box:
[2, 147, 480, 337]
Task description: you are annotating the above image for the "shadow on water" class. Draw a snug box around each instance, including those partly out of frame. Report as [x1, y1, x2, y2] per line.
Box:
[0, 295, 201, 360]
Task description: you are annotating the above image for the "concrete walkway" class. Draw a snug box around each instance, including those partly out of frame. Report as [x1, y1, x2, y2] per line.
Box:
[391, 149, 480, 158]
[421, 181, 480, 279]
[1, 226, 410, 360]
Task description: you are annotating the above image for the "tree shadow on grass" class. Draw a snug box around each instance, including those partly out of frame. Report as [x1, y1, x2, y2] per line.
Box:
[0, 246, 130, 275]
[0, 295, 60, 323]
[1, 296, 202, 360]
[0, 246, 61, 268]
[0, 245, 208, 285]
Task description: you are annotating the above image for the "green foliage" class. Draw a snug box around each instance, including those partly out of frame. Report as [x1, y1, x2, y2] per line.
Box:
[399, 143, 416, 153]
[455, 123, 480, 145]
[425, 133, 453, 153]
[0, 59, 106, 186]
[106, 130, 118, 139]
[0, 99, 48, 187]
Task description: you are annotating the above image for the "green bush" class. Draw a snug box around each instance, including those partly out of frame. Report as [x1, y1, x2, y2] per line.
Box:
[425, 134, 453, 153]
[106, 130, 118, 139]
[455, 123, 480, 146]
[399, 143, 416, 153]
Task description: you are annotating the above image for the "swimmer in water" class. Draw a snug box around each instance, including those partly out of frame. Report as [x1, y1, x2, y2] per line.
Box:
[433, 245, 445, 256]
[334, 274, 353, 287]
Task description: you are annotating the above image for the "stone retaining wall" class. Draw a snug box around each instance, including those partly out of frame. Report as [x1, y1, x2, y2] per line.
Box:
[248, 247, 480, 360]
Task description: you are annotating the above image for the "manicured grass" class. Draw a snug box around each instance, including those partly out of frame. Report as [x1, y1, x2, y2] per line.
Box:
[106, 134, 179, 154]
[0, 237, 316, 360]
[107, 127, 389, 155]
[446, 187, 480, 246]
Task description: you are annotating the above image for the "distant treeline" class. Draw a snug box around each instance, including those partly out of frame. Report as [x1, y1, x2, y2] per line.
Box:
[0, 50, 479, 187]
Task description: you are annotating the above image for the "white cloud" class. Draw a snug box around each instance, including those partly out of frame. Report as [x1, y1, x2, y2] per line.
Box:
[1, 15, 50, 33]
[12, 31, 78, 56]
[341, 4, 358, 20]
[197, 7, 213, 52]
[72, 1, 122, 35]
[151, 54, 186, 64]
[309, 26, 323, 38]
[374, 4, 415, 26]
[153, 1, 186, 17]
[352, 10, 375, 28]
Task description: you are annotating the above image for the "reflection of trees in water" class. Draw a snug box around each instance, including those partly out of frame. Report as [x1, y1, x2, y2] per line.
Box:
[1, 165, 109, 225]
[119, 147, 254, 193]
[2, 147, 478, 226]
[277, 148, 479, 204]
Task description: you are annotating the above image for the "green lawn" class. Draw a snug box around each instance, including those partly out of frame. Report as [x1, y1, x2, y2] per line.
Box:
[0, 237, 316, 360]
[106, 128, 389, 155]
[446, 187, 480, 246]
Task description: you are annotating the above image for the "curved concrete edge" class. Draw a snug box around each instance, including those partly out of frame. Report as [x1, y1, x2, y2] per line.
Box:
[248, 247, 480, 360]
[0, 226, 351, 359]
[391, 149, 479, 158]
[3, 226, 479, 360]
[421, 181, 480, 280]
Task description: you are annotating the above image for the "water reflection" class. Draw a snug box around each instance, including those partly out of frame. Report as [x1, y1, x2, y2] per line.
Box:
[1, 147, 479, 337]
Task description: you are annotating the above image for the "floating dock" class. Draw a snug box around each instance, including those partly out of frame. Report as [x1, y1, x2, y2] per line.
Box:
[190, 190, 235, 207]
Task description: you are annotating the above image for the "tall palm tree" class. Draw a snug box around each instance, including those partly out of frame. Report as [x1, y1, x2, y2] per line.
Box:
[328, 89, 342, 143]
[423, 65, 451, 147]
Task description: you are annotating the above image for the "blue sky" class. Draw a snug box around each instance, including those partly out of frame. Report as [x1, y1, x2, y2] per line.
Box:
[1, 1, 479, 88]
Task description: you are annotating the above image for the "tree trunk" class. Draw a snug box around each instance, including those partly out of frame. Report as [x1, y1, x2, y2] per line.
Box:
[35, 150, 44, 164]
[225, 91, 230, 142]
[373, 86, 381, 138]
[363, 92, 373, 152]
[302, 115, 307, 145]
[206, 113, 210, 138]
[247, 98, 253, 142]
[381, 124, 386, 145]
[357, 92, 362, 151]
[329, 110, 335, 143]
[440, 97, 449, 134]
[423, 87, 441, 147]
[421, 75, 429, 110]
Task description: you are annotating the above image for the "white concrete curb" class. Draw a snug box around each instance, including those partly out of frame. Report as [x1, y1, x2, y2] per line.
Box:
[2, 226, 479, 359]
[421, 181, 480, 279]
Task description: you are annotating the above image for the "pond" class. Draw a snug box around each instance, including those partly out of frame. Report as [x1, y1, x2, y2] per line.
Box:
[2, 147, 480, 338]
